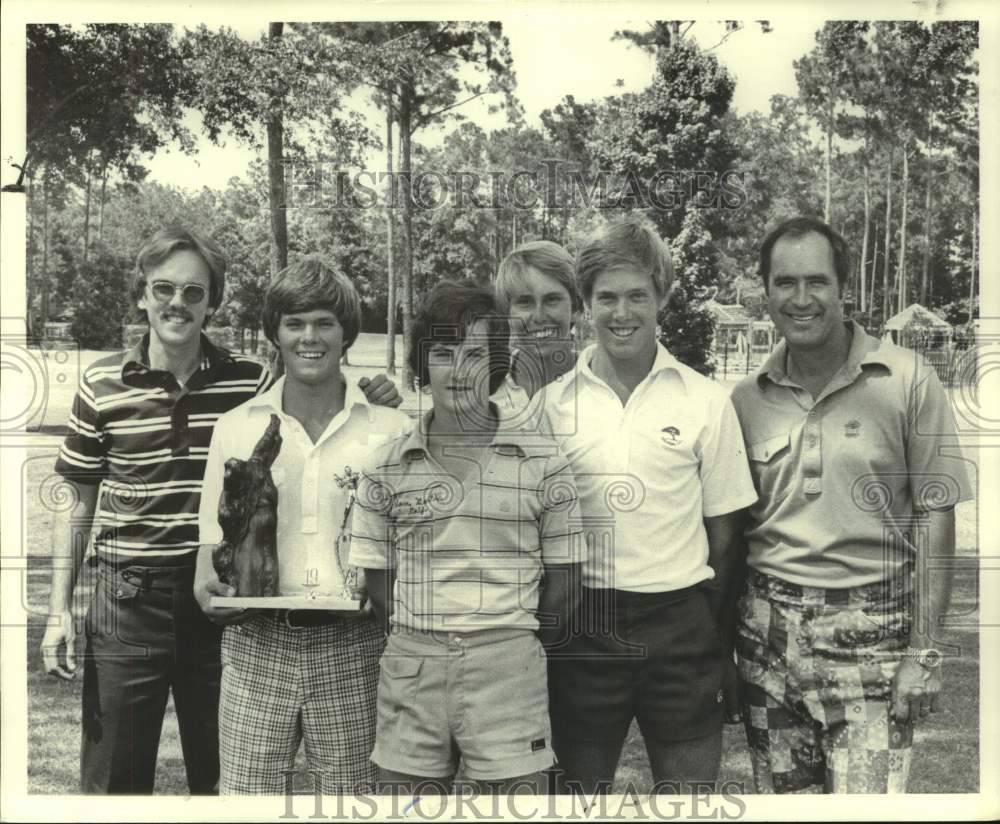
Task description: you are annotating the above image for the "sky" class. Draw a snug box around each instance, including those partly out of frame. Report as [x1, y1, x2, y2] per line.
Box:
[143, 17, 822, 190]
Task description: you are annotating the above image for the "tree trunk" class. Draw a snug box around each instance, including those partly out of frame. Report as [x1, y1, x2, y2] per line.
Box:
[897, 144, 909, 314]
[26, 172, 35, 336]
[859, 161, 870, 313]
[398, 91, 415, 388]
[921, 143, 933, 306]
[97, 163, 109, 248]
[868, 214, 878, 321]
[266, 22, 288, 279]
[881, 148, 893, 330]
[82, 155, 93, 263]
[824, 118, 833, 222]
[41, 172, 50, 328]
[385, 110, 397, 376]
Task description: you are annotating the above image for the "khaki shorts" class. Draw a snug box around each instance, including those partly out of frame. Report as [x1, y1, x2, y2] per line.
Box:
[372, 627, 554, 781]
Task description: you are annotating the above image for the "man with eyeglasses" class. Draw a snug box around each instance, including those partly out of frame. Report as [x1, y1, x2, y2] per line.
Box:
[40, 223, 401, 794]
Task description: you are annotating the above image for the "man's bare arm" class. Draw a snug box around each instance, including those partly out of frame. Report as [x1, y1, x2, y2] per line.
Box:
[537, 562, 582, 651]
[40, 480, 99, 679]
[892, 507, 956, 721]
[704, 510, 749, 647]
[365, 568, 396, 635]
[705, 510, 749, 723]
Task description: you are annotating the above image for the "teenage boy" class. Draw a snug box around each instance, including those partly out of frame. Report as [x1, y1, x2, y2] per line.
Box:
[543, 220, 757, 794]
[350, 279, 584, 795]
[41, 225, 401, 794]
[492, 240, 582, 415]
[730, 217, 972, 793]
[195, 257, 411, 794]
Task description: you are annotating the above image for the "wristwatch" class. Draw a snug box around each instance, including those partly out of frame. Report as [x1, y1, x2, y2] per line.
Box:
[908, 648, 942, 670]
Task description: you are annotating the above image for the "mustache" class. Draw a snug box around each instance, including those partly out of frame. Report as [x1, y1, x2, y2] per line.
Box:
[161, 309, 193, 321]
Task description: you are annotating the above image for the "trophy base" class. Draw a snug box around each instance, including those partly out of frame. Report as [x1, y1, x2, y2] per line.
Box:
[209, 595, 362, 611]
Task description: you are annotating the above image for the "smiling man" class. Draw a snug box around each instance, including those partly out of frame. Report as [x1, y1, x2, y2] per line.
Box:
[543, 220, 757, 795]
[350, 279, 583, 796]
[492, 241, 582, 416]
[40, 225, 271, 794]
[194, 257, 411, 794]
[729, 216, 973, 793]
[40, 227, 402, 795]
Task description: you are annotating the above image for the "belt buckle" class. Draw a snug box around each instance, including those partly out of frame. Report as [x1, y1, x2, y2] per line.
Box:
[282, 610, 306, 630]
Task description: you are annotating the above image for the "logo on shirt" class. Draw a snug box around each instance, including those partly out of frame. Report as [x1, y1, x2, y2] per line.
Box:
[844, 420, 862, 438]
[396, 493, 433, 519]
[660, 426, 682, 447]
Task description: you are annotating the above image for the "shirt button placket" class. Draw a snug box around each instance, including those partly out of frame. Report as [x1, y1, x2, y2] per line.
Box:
[803, 404, 822, 495]
[302, 456, 319, 534]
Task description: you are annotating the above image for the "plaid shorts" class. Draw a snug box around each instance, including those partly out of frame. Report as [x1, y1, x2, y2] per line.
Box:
[736, 570, 914, 794]
[219, 612, 384, 795]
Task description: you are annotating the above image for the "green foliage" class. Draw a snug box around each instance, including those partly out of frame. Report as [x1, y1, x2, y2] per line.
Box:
[659, 209, 720, 376]
[26, 24, 194, 183]
[593, 38, 738, 239]
[69, 251, 132, 349]
[23, 19, 979, 356]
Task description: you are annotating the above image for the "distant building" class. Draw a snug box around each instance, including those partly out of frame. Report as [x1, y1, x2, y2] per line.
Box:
[43, 310, 75, 342]
[884, 303, 962, 385]
[884, 303, 953, 349]
[704, 300, 776, 373]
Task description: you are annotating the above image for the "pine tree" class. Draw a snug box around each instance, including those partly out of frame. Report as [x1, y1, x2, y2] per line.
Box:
[659, 209, 719, 376]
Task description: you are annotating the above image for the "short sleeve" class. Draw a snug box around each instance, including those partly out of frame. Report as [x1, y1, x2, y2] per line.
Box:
[698, 396, 758, 517]
[538, 447, 585, 566]
[198, 421, 228, 546]
[254, 363, 274, 395]
[54, 372, 108, 484]
[906, 362, 974, 510]
[348, 456, 397, 570]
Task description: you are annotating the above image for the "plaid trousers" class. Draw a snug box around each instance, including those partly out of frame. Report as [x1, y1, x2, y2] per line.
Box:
[736, 570, 914, 794]
[219, 612, 384, 795]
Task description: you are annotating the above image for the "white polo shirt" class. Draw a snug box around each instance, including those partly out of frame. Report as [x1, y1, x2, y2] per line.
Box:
[198, 376, 411, 596]
[542, 342, 757, 592]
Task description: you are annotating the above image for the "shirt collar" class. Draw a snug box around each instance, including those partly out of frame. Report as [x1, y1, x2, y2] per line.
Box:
[757, 320, 893, 387]
[400, 403, 528, 462]
[559, 341, 688, 400]
[121, 332, 231, 380]
[247, 374, 375, 422]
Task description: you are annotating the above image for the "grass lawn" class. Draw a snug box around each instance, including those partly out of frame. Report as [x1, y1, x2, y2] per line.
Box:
[18, 338, 981, 794]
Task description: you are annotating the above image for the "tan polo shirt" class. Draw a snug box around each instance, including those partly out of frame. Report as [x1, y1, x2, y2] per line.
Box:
[730, 321, 973, 589]
[348, 407, 584, 633]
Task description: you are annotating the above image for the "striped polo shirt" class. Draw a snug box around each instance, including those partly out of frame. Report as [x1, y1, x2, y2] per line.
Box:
[349, 407, 584, 633]
[55, 333, 270, 567]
